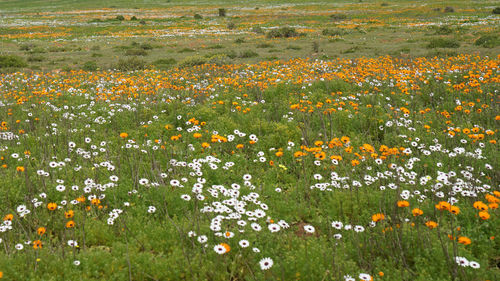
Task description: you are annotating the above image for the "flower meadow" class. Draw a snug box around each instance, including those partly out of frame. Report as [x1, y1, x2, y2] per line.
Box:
[0, 53, 498, 280]
[0, 0, 499, 280]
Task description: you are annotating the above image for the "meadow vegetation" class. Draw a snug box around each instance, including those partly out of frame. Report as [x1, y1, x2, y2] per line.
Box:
[0, 0, 499, 280]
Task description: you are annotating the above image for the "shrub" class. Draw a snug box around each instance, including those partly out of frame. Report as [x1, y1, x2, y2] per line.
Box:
[27, 55, 44, 62]
[311, 41, 320, 53]
[330, 13, 347, 21]
[444, 7, 454, 13]
[218, 8, 226, 17]
[433, 25, 453, 35]
[154, 58, 176, 65]
[30, 47, 46, 54]
[0, 55, 27, 68]
[227, 22, 236, 30]
[251, 26, 264, 34]
[474, 35, 499, 48]
[234, 38, 245, 44]
[194, 14, 203, 19]
[125, 49, 148, 56]
[322, 28, 346, 36]
[207, 44, 224, 49]
[178, 47, 195, 53]
[239, 50, 258, 58]
[493, 7, 500, 14]
[178, 55, 207, 67]
[427, 38, 460, 48]
[139, 20, 146, 25]
[266, 27, 299, 38]
[140, 43, 154, 50]
[153, 58, 177, 69]
[206, 54, 232, 66]
[115, 57, 147, 71]
[19, 43, 35, 51]
[130, 16, 138, 21]
[115, 15, 125, 21]
[82, 61, 98, 71]
[257, 43, 273, 48]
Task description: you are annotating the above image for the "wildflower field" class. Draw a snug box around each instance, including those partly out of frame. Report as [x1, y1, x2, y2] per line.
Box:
[0, 0, 499, 280]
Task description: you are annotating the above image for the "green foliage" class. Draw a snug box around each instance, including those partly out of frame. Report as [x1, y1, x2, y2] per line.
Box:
[125, 49, 148, 56]
[0, 55, 27, 68]
[322, 28, 347, 36]
[266, 27, 299, 38]
[330, 13, 348, 21]
[474, 35, 499, 48]
[251, 26, 264, 34]
[82, 61, 98, 71]
[178, 55, 207, 67]
[227, 22, 236, 30]
[238, 50, 258, 58]
[427, 38, 460, 48]
[206, 54, 232, 65]
[114, 57, 147, 71]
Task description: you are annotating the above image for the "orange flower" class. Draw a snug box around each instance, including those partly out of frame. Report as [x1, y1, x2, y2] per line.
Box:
[485, 194, 499, 203]
[37, 227, 46, 236]
[457, 236, 471, 245]
[65, 210, 74, 218]
[193, 133, 202, 138]
[478, 211, 490, 220]
[425, 221, 438, 229]
[473, 201, 488, 211]
[119, 132, 128, 138]
[236, 144, 244, 149]
[16, 166, 25, 172]
[435, 201, 451, 211]
[201, 142, 210, 148]
[33, 240, 42, 249]
[397, 200, 409, 208]
[66, 220, 75, 228]
[220, 243, 231, 253]
[449, 206, 460, 215]
[371, 213, 385, 222]
[3, 214, 13, 221]
[378, 272, 384, 277]
[411, 208, 423, 216]
[47, 203, 57, 211]
[488, 203, 498, 210]
[275, 151, 283, 157]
